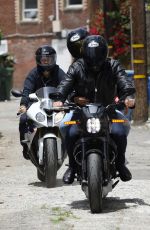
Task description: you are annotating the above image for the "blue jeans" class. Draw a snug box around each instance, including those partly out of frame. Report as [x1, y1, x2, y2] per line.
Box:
[62, 110, 130, 168]
[59, 111, 74, 141]
[19, 113, 34, 144]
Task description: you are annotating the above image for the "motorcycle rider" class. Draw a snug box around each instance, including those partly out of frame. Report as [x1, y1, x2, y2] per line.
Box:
[67, 27, 89, 61]
[53, 35, 136, 184]
[60, 27, 89, 126]
[59, 27, 90, 174]
[18, 44, 66, 159]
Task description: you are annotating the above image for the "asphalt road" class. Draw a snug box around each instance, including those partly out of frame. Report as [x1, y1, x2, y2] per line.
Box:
[0, 99, 150, 230]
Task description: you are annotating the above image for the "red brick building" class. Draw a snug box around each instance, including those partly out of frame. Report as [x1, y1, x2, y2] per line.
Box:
[0, 0, 89, 88]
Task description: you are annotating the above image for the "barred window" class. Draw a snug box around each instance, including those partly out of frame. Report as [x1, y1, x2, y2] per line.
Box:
[22, 0, 38, 21]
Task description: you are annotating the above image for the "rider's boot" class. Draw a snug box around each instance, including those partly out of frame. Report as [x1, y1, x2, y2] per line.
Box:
[113, 134, 132, 182]
[63, 149, 77, 184]
[116, 151, 132, 182]
[63, 166, 76, 184]
[116, 164, 132, 182]
[22, 143, 30, 160]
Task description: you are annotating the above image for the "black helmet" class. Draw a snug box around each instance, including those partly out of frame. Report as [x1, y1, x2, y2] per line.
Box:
[67, 27, 89, 59]
[82, 35, 108, 71]
[35, 45, 56, 72]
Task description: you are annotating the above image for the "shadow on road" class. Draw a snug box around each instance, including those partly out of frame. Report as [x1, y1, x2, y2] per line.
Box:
[102, 197, 150, 213]
[28, 178, 64, 188]
[69, 199, 90, 211]
[69, 197, 150, 213]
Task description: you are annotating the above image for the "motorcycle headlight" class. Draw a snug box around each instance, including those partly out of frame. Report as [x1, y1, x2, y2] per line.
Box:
[36, 112, 45, 122]
[86, 118, 101, 133]
[54, 111, 65, 124]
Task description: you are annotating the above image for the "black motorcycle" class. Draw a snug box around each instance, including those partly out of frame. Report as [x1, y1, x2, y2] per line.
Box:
[64, 102, 127, 213]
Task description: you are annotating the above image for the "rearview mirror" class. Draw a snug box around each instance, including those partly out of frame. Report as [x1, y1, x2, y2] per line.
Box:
[11, 89, 22, 98]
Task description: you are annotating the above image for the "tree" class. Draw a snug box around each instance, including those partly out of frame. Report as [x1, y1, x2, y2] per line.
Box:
[131, 0, 148, 123]
[89, 0, 131, 68]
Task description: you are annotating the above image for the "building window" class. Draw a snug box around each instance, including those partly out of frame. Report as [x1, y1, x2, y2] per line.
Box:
[22, 0, 38, 21]
[65, 0, 83, 9]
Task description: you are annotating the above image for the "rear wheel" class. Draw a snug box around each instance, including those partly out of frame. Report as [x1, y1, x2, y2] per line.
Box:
[87, 153, 103, 213]
[44, 138, 57, 188]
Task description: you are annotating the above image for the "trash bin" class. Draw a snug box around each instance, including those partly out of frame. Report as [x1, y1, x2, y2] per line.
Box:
[148, 76, 150, 106]
[0, 67, 13, 101]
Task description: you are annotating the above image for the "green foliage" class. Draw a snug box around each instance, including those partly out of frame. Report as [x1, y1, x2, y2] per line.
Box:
[90, 0, 131, 66]
[50, 207, 79, 224]
[89, 9, 105, 35]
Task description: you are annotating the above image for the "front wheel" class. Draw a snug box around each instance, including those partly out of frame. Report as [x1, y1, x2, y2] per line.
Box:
[44, 138, 57, 188]
[87, 153, 103, 213]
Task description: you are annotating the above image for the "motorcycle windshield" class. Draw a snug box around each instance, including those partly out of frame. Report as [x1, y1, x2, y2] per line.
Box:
[35, 87, 57, 99]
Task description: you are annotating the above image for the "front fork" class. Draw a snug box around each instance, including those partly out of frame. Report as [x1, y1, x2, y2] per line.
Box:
[103, 137, 110, 185]
[81, 138, 87, 181]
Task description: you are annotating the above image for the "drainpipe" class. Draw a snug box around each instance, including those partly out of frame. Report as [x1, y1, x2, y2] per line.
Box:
[56, 0, 59, 20]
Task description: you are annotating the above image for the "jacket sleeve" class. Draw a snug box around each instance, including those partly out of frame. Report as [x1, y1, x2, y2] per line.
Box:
[112, 59, 136, 99]
[20, 72, 36, 107]
[58, 68, 66, 83]
[57, 63, 77, 102]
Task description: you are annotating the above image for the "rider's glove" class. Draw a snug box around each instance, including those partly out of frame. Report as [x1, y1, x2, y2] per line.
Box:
[53, 101, 63, 107]
[124, 96, 135, 108]
[18, 105, 27, 114]
[74, 97, 90, 106]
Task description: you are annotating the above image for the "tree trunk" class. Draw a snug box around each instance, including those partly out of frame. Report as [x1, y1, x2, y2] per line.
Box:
[131, 0, 148, 124]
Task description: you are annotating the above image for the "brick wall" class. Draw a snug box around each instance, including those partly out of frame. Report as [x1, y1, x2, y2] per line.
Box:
[8, 36, 53, 89]
[0, 0, 89, 88]
[0, 0, 16, 35]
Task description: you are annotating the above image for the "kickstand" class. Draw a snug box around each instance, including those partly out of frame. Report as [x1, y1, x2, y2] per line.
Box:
[112, 180, 119, 189]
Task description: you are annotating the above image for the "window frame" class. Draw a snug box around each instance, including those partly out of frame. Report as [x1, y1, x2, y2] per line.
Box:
[65, 0, 83, 10]
[22, 0, 39, 22]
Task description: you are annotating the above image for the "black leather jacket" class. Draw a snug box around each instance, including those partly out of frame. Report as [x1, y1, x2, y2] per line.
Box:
[20, 65, 65, 107]
[57, 58, 136, 106]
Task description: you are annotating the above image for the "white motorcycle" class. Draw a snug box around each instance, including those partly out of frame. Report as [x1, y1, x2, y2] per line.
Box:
[12, 86, 67, 188]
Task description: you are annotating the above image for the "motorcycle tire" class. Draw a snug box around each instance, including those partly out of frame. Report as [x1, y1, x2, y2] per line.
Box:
[37, 169, 45, 182]
[87, 153, 103, 213]
[44, 138, 57, 188]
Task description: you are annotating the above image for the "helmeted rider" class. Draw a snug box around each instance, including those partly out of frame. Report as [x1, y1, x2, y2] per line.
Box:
[18, 45, 66, 159]
[67, 27, 89, 60]
[59, 27, 90, 173]
[54, 35, 136, 184]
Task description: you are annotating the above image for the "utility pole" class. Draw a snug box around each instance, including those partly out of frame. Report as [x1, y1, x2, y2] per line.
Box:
[131, 0, 148, 124]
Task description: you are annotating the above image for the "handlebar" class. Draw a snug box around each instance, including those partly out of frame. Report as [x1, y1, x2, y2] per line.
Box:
[106, 101, 125, 112]
[63, 101, 125, 112]
[51, 106, 70, 112]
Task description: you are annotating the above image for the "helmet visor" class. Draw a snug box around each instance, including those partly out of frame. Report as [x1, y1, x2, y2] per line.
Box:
[36, 54, 56, 66]
[84, 46, 107, 67]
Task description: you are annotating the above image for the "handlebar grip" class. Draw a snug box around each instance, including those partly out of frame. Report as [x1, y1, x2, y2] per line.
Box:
[52, 106, 70, 111]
